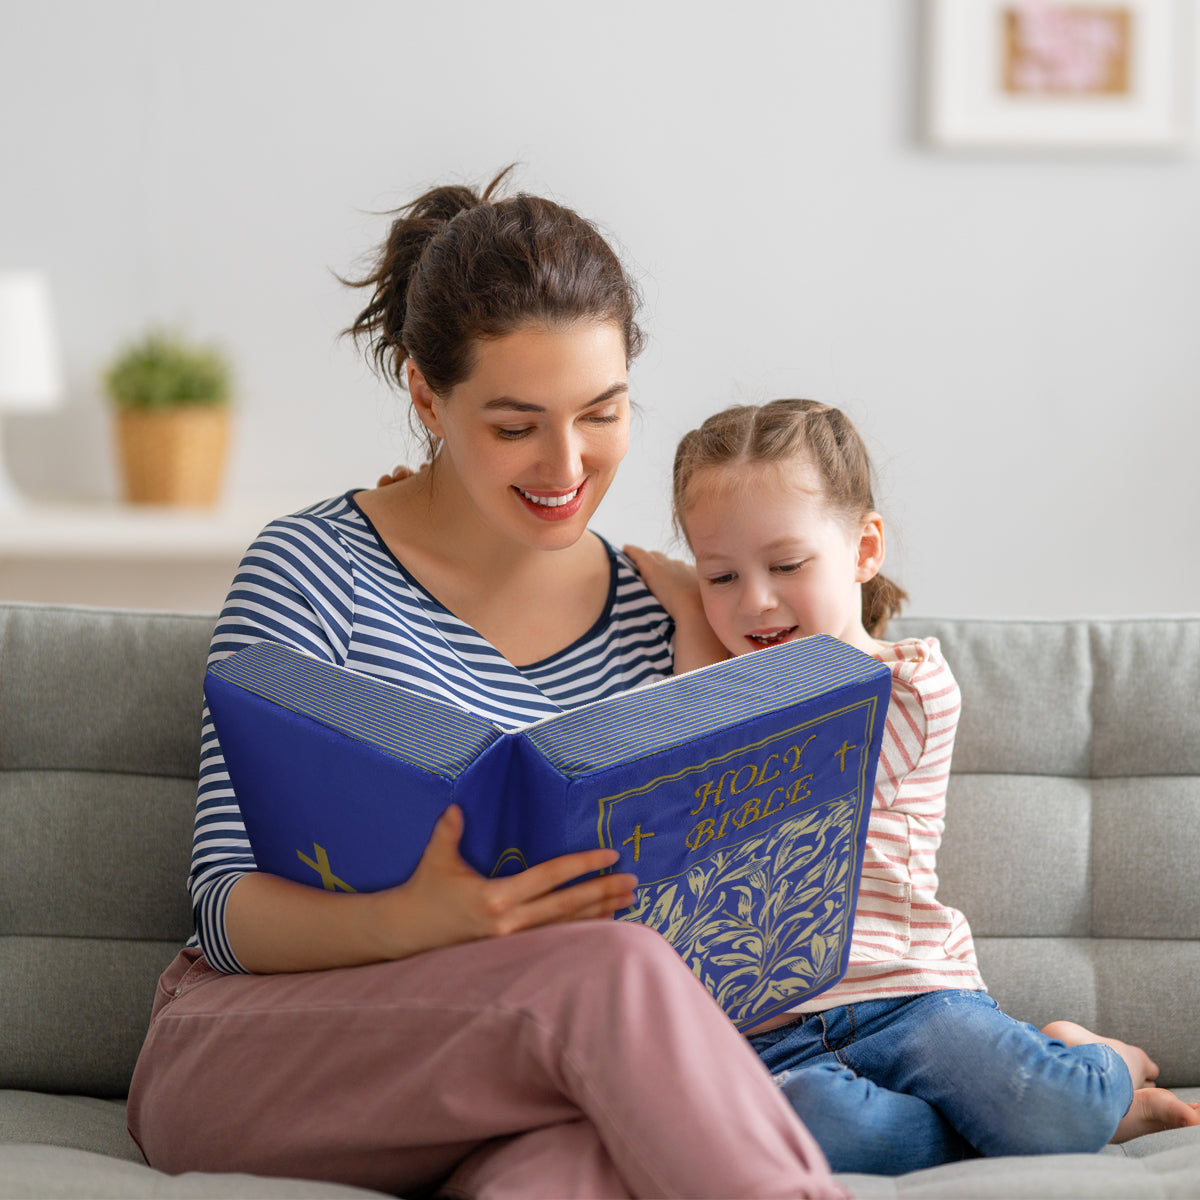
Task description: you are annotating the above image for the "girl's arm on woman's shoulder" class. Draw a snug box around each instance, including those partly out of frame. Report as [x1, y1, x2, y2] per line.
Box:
[624, 545, 729, 674]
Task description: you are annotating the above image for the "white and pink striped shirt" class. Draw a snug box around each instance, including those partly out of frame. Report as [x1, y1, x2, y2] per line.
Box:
[792, 637, 986, 1011]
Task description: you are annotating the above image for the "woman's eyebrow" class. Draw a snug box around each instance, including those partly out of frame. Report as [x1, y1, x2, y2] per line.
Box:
[482, 383, 628, 414]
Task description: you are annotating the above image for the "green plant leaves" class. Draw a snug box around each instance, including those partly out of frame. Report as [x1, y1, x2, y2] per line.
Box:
[103, 330, 231, 410]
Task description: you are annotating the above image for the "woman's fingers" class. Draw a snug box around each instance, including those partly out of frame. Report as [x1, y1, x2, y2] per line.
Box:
[406, 805, 476, 892]
[483, 849, 637, 928]
[424, 804, 465, 860]
[511, 871, 639, 929]
[500, 846, 622, 902]
[410, 809, 637, 938]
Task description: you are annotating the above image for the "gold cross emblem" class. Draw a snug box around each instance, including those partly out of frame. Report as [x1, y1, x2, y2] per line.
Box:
[622, 823, 656, 862]
[296, 843, 357, 893]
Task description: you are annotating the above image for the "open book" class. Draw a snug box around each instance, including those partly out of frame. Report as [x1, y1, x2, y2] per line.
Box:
[205, 635, 891, 1028]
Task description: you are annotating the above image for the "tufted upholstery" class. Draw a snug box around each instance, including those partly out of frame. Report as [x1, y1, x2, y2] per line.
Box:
[0, 605, 207, 1101]
[1, 603, 1197, 1196]
[889, 616, 1200, 1089]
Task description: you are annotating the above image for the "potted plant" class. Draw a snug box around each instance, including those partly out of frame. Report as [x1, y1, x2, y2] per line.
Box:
[103, 330, 232, 506]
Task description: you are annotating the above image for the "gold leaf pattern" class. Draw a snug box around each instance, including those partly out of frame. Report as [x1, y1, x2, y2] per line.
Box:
[620, 799, 858, 1026]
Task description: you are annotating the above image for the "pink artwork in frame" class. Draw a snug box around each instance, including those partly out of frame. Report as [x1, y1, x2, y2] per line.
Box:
[926, 0, 1191, 150]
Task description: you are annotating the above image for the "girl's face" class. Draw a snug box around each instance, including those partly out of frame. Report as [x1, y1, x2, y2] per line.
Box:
[410, 321, 630, 552]
[682, 460, 883, 658]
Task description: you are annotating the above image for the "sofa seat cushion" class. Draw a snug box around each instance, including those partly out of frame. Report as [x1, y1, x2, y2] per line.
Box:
[0, 1092, 139, 1162]
[4, 1087, 1197, 1197]
[839, 1132, 1200, 1197]
[0, 1143, 385, 1198]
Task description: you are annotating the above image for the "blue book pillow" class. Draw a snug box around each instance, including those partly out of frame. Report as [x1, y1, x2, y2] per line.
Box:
[205, 635, 891, 1029]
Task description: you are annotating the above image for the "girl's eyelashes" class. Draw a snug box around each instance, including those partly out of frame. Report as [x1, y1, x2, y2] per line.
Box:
[496, 427, 533, 440]
[702, 561, 807, 585]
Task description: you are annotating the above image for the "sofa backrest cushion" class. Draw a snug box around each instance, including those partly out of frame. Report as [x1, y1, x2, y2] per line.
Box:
[1, 604, 212, 1097]
[891, 616, 1200, 1089]
[2, 605, 1198, 1097]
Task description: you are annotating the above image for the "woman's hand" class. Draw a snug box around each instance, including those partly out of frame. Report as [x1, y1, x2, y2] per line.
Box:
[624, 545, 730, 673]
[226, 805, 637, 973]
[374, 804, 638, 958]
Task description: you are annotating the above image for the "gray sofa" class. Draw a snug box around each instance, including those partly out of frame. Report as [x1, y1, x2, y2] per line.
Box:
[2, 600, 1198, 1198]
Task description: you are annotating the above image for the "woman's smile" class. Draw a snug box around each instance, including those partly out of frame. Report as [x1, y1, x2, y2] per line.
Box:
[514, 481, 586, 520]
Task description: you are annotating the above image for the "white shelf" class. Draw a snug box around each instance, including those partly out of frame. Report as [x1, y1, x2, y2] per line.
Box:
[0, 499, 311, 560]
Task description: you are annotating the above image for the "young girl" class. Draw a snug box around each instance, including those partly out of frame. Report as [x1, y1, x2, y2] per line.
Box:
[626, 397, 1200, 1176]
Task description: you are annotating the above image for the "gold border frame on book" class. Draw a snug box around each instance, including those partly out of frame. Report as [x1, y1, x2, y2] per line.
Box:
[924, 0, 1192, 151]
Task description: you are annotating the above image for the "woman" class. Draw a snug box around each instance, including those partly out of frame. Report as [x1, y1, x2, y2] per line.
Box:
[126, 171, 845, 1200]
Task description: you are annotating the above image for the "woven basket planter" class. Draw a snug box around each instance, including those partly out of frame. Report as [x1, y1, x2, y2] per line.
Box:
[116, 407, 230, 506]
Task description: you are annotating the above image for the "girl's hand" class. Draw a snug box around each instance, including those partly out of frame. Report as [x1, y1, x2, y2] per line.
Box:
[376, 462, 431, 488]
[622, 545, 703, 620]
[377, 805, 638, 957]
[624, 544, 730, 674]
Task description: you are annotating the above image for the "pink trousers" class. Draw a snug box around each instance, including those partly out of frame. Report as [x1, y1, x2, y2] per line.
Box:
[127, 921, 846, 1200]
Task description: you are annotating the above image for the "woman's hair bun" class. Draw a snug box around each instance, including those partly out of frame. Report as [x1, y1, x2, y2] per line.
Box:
[403, 166, 512, 226]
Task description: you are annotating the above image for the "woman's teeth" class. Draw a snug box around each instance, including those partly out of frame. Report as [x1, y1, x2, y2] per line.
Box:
[518, 487, 579, 508]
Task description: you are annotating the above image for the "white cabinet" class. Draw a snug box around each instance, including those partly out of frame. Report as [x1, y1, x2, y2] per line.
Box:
[0, 500, 305, 611]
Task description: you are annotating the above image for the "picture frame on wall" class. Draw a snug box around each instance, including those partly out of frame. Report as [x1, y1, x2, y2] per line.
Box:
[925, 0, 1191, 150]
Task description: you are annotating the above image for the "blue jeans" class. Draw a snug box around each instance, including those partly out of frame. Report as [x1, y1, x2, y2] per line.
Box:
[747, 990, 1133, 1175]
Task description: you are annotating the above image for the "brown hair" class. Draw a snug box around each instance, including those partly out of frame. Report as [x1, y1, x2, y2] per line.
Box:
[672, 398, 907, 638]
[344, 167, 644, 454]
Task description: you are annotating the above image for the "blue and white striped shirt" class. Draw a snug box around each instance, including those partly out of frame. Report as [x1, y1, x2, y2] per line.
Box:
[189, 492, 674, 972]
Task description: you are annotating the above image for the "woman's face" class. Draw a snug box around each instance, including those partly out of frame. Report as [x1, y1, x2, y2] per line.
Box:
[411, 321, 630, 553]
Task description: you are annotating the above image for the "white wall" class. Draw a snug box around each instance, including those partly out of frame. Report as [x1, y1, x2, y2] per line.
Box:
[4, 0, 1198, 617]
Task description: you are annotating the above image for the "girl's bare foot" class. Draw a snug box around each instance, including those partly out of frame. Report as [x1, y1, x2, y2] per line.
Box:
[1111, 1089, 1200, 1143]
[1040, 1020, 1200, 1142]
[1041, 1020, 1159, 1089]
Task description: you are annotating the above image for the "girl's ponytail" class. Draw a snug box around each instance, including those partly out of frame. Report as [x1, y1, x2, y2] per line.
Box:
[862, 572, 907, 639]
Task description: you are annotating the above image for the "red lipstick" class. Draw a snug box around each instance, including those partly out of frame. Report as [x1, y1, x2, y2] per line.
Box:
[513, 481, 587, 522]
